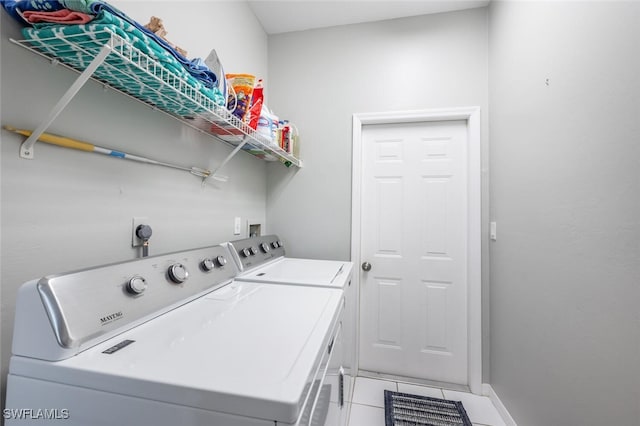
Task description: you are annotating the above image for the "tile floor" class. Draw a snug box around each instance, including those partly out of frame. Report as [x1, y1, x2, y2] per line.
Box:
[347, 376, 506, 426]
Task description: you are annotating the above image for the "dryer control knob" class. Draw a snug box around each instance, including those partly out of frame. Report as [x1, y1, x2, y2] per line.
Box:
[249, 247, 258, 256]
[126, 276, 147, 295]
[201, 258, 215, 272]
[276, 240, 283, 248]
[271, 241, 280, 249]
[260, 243, 271, 253]
[215, 255, 227, 267]
[168, 263, 189, 283]
[241, 248, 252, 258]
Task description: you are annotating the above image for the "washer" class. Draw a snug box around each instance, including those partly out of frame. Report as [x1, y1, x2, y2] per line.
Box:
[5, 244, 344, 425]
[227, 234, 356, 423]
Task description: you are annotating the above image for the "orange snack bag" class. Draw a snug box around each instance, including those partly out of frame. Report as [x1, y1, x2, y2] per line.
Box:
[226, 73, 255, 121]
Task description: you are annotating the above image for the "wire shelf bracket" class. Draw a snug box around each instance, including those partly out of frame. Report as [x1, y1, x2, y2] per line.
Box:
[16, 42, 113, 159]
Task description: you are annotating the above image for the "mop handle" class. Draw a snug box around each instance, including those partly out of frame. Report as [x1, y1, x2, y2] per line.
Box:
[4, 125, 139, 158]
[2, 126, 222, 179]
[3, 125, 180, 167]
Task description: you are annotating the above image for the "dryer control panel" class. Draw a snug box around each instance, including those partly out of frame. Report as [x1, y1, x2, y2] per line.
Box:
[227, 234, 286, 272]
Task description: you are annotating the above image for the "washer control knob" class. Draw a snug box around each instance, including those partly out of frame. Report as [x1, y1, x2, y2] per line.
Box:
[249, 247, 258, 256]
[276, 240, 283, 248]
[126, 276, 147, 295]
[168, 263, 189, 283]
[201, 258, 215, 272]
[271, 241, 280, 249]
[215, 255, 227, 267]
[241, 248, 252, 258]
[260, 242, 271, 253]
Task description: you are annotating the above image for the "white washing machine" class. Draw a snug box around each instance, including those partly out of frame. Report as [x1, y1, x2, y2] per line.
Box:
[227, 235, 356, 425]
[5, 244, 345, 425]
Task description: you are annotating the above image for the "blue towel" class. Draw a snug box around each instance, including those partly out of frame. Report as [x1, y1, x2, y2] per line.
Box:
[81, 1, 219, 89]
[2, 0, 219, 90]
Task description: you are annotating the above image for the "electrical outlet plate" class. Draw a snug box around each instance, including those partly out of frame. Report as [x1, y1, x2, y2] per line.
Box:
[234, 217, 241, 235]
[132, 217, 148, 247]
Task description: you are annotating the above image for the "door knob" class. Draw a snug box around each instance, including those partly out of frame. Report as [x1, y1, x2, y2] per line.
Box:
[361, 262, 372, 272]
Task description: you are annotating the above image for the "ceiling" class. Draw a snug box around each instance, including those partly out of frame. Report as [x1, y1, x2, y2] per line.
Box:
[247, 0, 490, 35]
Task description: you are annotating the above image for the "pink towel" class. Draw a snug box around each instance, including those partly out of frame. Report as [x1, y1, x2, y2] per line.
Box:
[22, 9, 94, 25]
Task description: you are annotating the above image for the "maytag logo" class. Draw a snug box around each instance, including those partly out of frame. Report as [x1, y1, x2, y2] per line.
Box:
[100, 311, 123, 326]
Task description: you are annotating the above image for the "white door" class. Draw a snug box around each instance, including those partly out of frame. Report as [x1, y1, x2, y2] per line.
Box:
[358, 119, 469, 385]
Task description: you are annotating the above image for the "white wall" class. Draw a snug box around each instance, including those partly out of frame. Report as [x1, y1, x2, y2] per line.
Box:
[0, 0, 268, 409]
[489, 1, 640, 425]
[266, 7, 490, 374]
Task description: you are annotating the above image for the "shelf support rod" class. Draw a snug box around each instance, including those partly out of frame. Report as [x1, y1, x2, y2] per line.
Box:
[206, 137, 249, 182]
[20, 44, 113, 159]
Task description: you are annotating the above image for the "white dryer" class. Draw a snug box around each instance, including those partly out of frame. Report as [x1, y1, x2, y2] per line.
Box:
[5, 244, 344, 426]
[227, 235, 356, 424]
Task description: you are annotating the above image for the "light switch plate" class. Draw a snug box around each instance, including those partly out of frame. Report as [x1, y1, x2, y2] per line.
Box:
[490, 221, 497, 241]
[234, 217, 241, 235]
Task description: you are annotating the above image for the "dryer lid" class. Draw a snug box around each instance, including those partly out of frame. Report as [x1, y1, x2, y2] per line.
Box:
[238, 257, 352, 288]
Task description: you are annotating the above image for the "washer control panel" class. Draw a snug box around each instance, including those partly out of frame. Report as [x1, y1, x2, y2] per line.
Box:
[227, 234, 286, 272]
[32, 245, 239, 353]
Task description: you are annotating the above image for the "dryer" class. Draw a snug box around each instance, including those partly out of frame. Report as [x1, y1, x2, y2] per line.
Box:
[227, 234, 356, 424]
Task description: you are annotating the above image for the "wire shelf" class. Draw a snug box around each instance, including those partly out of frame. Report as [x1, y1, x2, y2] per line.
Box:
[11, 29, 302, 168]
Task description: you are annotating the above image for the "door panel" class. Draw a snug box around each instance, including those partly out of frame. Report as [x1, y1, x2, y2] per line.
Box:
[376, 177, 403, 253]
[376, 278, 402, 346]
[359, 120, 468, 385]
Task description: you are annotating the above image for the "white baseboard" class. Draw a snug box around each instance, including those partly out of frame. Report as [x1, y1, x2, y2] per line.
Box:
[482, 383, 517, 426]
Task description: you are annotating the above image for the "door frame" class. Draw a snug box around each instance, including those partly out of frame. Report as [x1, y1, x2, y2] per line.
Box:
[351, 107, 482, 394]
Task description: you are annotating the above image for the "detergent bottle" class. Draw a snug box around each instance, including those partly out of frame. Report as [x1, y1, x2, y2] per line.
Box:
[248, 79, 264, 130]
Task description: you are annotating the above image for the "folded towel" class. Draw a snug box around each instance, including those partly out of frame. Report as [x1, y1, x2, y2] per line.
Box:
[2, 0, 65, 23]
[59, 0, 93, 14]
[22, 9, 94, 25]
[22, 10, 226, 116]
[61, 0, 219, 89]
[3, 0, 219, 90]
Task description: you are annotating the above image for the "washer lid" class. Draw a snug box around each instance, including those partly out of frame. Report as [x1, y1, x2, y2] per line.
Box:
[10, 282, 343, 424]
[238, 258, 353, 289]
